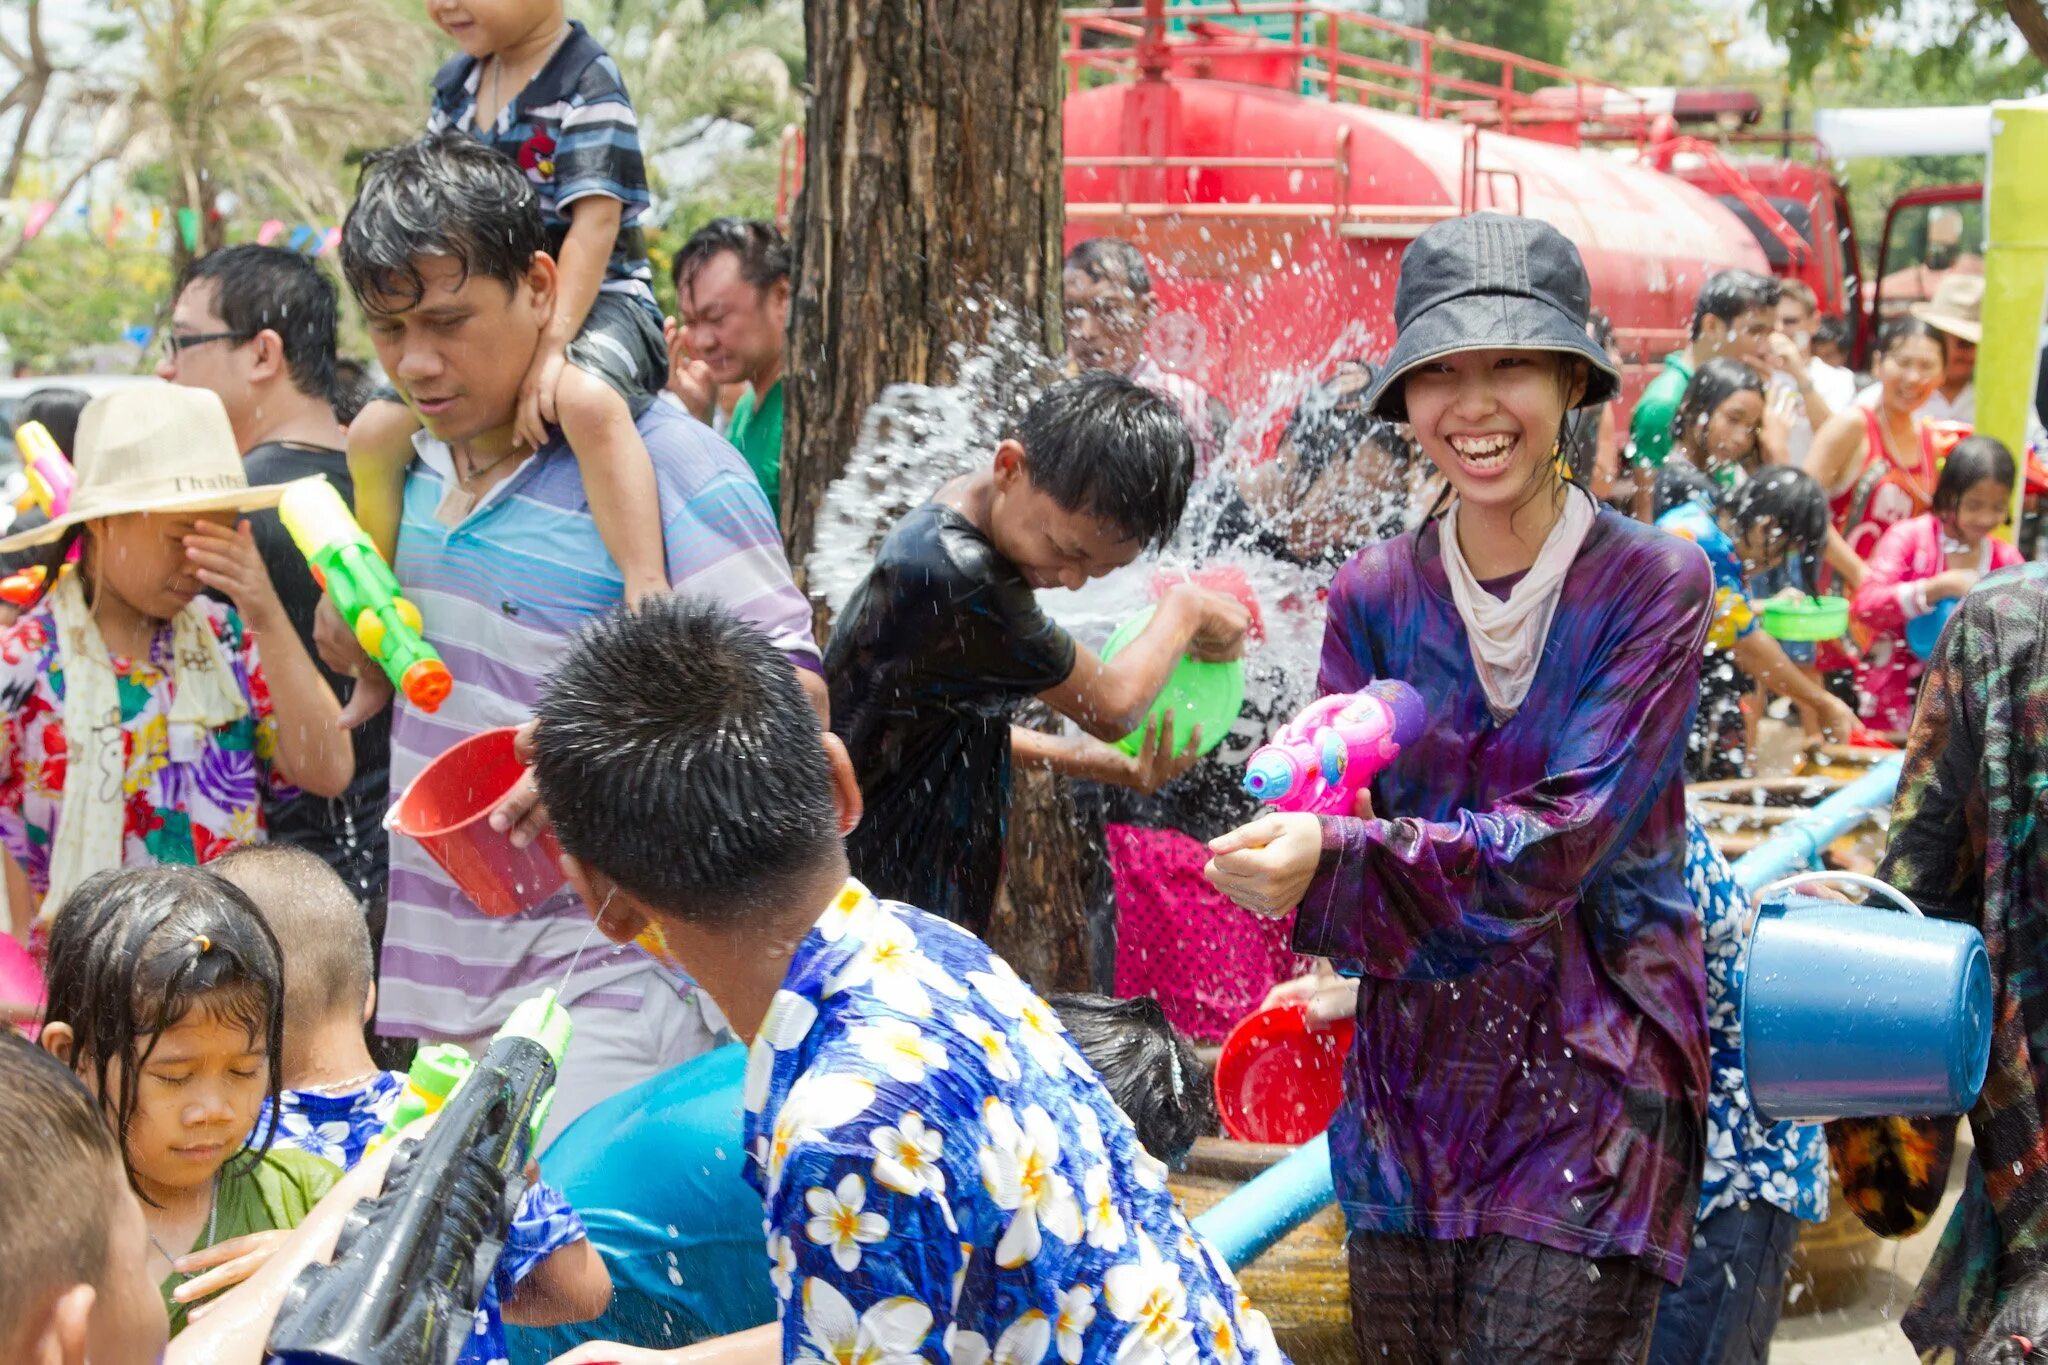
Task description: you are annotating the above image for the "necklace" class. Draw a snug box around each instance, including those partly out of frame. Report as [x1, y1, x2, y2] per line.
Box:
[457, 445, 522, 487]
[300, 1068, 383, 1096]
[148, 1173, 220, 1280]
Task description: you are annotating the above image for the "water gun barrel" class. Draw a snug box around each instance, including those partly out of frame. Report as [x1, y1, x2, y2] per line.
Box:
[278, 479, 453, 712]
[267, 991, 570, 1365]
[15, 422, 74, 519]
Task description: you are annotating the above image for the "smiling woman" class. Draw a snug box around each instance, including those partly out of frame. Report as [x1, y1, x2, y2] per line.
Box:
[35, 865, 340, 1337]
[1205, 213, 1715, 1362]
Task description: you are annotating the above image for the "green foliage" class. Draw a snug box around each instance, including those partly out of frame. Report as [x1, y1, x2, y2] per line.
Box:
[1429, 0, 1569, 86]
[0, 238, 170, 374]
[1750, 0, 2043, 85]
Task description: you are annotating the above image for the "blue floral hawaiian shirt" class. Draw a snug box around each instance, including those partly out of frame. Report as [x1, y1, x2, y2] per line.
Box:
[1684, 814, 1830, 1224]
[743, 879, 1286, 1365]
[264, 1070, 589, 1365]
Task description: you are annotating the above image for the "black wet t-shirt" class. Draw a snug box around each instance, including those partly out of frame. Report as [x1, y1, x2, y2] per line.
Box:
[826, 503, 1076, 935]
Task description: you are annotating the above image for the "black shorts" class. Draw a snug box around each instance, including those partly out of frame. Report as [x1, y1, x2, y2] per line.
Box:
[369, 291, 666, 419]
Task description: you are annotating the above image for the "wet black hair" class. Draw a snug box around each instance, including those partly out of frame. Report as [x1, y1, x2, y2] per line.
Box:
[330, 356, 376, 426]
[13, 386, 90, 455]
[1933, 435, 2017, 516]
[41, 866, 286, 1199]
[1010, 372, 1194, 550]
[212, 844, 374, 1039]
[0, 1034, 123, 1343]
[1812, 314, 1853, 356]
[1672, 356, 1767, 466]
[1690, 269, 1782, 340]
[671, 217, 791, 295]
[1653, 459, 1719, 521]
[1969, 1269, 2048, 1365]
[1720, 466, 1831, 592]
[1876, 315, 1950, 363]
[176, 244, 340, 402]
[533, 597, 840, 924]
[340, 134, 546, 315]
[1283, 360, 1414, 488]
[1050, 993, 1214, 1169]
[1064, 237, 1152, 297]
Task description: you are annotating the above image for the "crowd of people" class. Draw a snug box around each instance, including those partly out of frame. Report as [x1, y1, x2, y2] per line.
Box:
[4, 1, 2048, 1363]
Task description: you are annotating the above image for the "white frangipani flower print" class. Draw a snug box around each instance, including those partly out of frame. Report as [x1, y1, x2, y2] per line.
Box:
[978, 1100, 1083, 1268]
[870, 1111, 947, 1198]
[1055, 1284, 1098, 1363]
[804, 1173, 890, 1273]
[745, 989, 819, 1114]
[793, 1276, 931, 1365]
[851, 1018, 952, 1084]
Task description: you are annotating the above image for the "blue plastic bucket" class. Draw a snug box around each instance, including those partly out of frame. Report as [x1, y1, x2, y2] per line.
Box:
[1741, 884, 1991, 1123]
[1905, 597, 1957, 662]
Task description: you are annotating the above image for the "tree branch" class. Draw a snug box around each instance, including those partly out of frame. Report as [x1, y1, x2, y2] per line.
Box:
[2006, 0, 2048, 64]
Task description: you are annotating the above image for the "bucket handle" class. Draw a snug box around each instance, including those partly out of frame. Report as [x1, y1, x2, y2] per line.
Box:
[1743, 871, 1923, 943]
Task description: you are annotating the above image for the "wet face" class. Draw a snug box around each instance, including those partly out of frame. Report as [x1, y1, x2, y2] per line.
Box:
[1878, 335, 1946, 413]
[1399, 349, 1582, 516]
[1947, 477, 2011, 548]
[87, 511, 234, 624]
[1734, 516, 1791, 576]
[1702, 390, 1765, 469]
[1704, 306, 1775, 369]
[110, 1009, 269, 1205]
[985, 440, 1144, 590]
[155, 280, 259, 432]
[1775, 297, 1815, 356]
[681, 250, 789, 389]
[423, 0, 551, 58]
[1063, 266, 1150, 375]
[362, 254, 550, 445]
[88, 1164, 171, 1365]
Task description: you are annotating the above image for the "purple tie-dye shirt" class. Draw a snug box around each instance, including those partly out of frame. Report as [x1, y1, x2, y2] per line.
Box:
[1293, 506, 1713, 1285]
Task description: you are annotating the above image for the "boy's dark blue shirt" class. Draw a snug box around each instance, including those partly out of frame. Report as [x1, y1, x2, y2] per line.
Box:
[428, 21, 658, 320]
[825, 502, 1076, 936]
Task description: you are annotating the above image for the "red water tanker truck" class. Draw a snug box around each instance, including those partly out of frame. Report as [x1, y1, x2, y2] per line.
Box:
[1056, 2, 1958, 421]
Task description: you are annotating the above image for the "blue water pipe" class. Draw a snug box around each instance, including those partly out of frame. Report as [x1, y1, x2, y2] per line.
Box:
[1189, 756, 1905, 1271]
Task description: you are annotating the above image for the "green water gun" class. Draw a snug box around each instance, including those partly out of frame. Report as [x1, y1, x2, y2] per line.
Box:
[372, 989, 573, 1154]
[278, 478, 454, 713]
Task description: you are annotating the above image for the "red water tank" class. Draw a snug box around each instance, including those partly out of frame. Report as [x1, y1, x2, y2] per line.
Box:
[1063, 77, 1772, 419]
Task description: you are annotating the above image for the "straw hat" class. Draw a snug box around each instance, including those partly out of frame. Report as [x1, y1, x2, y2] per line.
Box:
[1910, 273, 1984, 345]
[0, 383, 309, 552]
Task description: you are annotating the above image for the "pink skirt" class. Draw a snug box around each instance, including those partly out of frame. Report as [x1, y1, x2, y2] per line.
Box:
[1108, 822, 1304, 1044]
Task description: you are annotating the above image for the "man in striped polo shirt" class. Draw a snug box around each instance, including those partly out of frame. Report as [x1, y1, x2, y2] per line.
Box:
[321, 135, 826, 1144]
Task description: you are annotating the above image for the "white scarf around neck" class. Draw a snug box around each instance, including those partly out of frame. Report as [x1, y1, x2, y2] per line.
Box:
[1438, 486, 1597, 723]
[42, 571, 248, 919]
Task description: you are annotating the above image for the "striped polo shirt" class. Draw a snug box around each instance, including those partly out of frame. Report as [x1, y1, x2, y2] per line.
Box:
[377, 401, 820, 1041]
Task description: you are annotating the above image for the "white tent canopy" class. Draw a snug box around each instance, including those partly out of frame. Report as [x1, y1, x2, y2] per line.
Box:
[1813, 106, 1994, 159]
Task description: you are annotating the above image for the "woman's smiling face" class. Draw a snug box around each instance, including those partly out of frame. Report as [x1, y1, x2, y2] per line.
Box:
[1400, 349, 1583, 513]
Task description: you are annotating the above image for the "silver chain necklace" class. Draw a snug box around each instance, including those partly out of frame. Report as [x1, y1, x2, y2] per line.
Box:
[149, 1173, 220, 1279]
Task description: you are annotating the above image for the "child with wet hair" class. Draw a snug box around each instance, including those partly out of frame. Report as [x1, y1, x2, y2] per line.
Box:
[211, 844, 610, 1361]
[37, 864, 340, 1335]
[1051, 992, 1215, 1169]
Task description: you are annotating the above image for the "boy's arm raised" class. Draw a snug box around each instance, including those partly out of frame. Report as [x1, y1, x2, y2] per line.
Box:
[1036, 583, 1247, 740]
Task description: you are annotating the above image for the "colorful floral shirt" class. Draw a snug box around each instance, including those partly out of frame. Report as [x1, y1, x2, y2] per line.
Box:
[263, 1070, 589, 1365]
[1657, 501, 1758, 653]
[1827, 562, 2048, 1362]
[742, 880, 1285, 1365]
[0, 598, 289, 897]
[1685, 813, 1829, 1225]
[1295, 508, 1712, 1285]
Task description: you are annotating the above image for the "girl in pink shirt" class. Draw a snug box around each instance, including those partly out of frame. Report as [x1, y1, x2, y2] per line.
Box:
[1851, 436, 2021, 731]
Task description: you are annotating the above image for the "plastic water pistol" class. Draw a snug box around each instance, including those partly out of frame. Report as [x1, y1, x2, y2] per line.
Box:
[266, 990, 572, 1365]
[0, 422, 77, 605]
[277, 478, 453, 712]
[1242, 680, 1426, 816]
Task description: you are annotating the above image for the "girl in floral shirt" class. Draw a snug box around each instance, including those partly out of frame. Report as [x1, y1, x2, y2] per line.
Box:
[0, 384, 354, 928]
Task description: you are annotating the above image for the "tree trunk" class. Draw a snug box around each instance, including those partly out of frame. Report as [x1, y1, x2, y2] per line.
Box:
[2007, 0, 2048, 66]
[786, 0, 1094, 992]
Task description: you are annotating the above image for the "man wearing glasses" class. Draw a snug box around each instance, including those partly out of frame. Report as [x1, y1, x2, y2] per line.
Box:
[157, 245, 394, 930]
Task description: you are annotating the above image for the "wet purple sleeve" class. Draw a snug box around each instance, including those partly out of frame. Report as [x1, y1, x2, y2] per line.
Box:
[1295, 548, 1712, 979]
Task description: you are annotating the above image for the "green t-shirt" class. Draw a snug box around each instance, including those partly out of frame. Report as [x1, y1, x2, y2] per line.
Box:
[727, 378, 785, 523]
[162, 1146, 340, 1335]
[1629, 351, 1696, 469]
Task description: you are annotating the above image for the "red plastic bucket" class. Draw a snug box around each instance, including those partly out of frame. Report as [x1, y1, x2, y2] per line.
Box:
[0, 933, 43, 1039]
[1213, 1002, 1355, 1145]
[388, 727, 564, 919]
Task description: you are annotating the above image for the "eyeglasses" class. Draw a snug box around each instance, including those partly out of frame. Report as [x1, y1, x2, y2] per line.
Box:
[159, 329, 249, 362]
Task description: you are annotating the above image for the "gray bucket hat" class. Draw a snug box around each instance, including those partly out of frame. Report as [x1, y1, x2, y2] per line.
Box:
[1364, 213, 1622, 422]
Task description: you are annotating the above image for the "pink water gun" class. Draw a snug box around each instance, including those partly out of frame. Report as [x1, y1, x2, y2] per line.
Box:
[15, 422, 74, 521]
[1242, 681, 1425, 815]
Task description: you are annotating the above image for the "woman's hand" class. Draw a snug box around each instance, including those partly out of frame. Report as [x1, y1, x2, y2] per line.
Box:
[1261, 960, 1358, 1027]
[186, 521, 286, 633]
[1205, 811, 1329, 917]
[1925, 568, 1980, 603]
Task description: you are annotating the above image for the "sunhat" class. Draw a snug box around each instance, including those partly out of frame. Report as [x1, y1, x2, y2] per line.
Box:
[1364, 213, 1622, 421]
[1910, 273, 1983, 346]
[0, 383, 313, 552]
